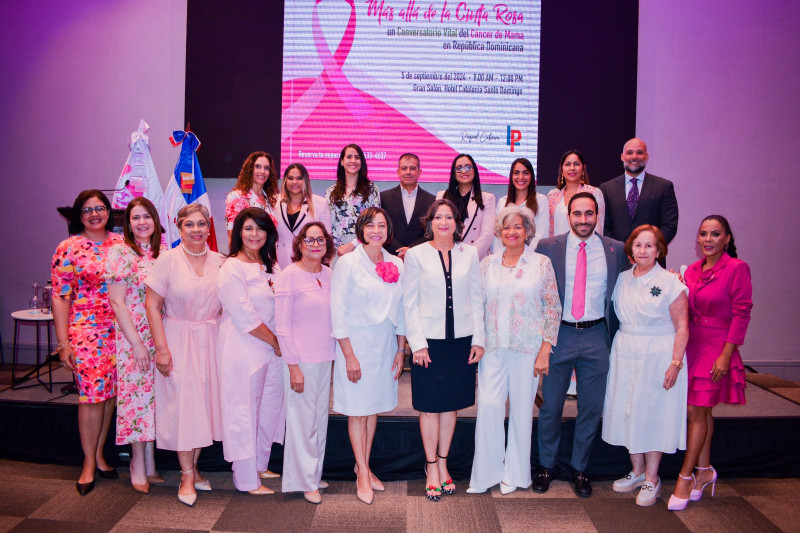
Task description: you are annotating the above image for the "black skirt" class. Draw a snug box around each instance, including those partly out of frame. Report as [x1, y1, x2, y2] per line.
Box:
[411, 335, 476, 413]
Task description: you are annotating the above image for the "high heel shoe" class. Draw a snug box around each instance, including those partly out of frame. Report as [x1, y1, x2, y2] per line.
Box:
[424, 460, 441, 502]
[437, 454, 455, 495]
[178, 470, 197, 507]
[96, 467, 119, 479]
[193, 470, 212, 491]
[258, 470, 280, 479]
[667, 473, 695, 511]
[132, 481, 150, 494]
[354, 465, 385, 491]
[248, 485, 275, 495]
[690, 465, 717, 501]
[76, 480, 94, 496]
[147, 474, 166, 484]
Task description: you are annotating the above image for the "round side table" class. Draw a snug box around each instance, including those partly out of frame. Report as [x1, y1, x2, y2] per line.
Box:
[10, 309, 56, 391]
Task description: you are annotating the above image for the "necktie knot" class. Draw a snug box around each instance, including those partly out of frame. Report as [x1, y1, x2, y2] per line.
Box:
[579, 242, 586, 250]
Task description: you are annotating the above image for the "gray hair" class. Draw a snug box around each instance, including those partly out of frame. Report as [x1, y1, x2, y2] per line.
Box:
[494, 204, 536, 245]
[176, 203, 210, 228]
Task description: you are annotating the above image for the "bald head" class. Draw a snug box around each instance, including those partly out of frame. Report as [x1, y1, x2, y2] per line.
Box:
[621, 138, 649, 176]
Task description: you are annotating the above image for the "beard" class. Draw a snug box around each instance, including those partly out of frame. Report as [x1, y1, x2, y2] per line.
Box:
[624, 161, 646, 174]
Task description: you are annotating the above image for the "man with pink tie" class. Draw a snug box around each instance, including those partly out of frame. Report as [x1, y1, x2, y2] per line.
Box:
[533, 192, 628, 497]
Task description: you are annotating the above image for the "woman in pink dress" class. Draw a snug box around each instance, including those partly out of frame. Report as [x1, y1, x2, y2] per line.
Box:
[145, 204, 224, 506]
[217, 208, 283, 495]
[225, 151, 280, 237]
[106, 197, 166, 493]
[52, 190, 123, 496]
[668, 215, 753, 511]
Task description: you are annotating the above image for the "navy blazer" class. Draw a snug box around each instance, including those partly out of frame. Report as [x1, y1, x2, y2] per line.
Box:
[535, 232, 629, 345]
[380, 185, 436, 255]
[599, 172, 679, 244]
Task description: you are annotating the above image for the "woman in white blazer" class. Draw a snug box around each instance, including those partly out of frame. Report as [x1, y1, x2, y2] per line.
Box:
[403, 199, 485, 501]
[275, 164, 332, 269]
[436, 154, 496, 260]
[330, 207, 406, 505]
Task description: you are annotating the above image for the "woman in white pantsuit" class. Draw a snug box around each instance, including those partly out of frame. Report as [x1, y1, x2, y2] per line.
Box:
[217, 208, 283, 495]
[467, 205, 562, 495]
[275, 222, 336, 504]
[330, 207, 406, 505]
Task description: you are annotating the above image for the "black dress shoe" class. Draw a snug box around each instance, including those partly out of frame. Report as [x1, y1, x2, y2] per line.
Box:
[572, 471, 592, 497]
[76, 481, 94, 496]
[532, 468, 553, 493]
[97, 467, 119, 479]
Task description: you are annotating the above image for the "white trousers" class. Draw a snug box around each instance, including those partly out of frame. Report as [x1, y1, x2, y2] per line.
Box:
[469, 349, 539, 491]
[281, 361, 331, 493]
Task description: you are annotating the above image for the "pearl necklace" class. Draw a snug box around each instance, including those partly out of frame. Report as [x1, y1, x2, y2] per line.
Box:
[501, 251, 521, 270]
[182, 244, 208, 257]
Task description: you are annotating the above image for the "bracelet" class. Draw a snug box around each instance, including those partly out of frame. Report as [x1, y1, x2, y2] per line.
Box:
[671, 360, 684, 369]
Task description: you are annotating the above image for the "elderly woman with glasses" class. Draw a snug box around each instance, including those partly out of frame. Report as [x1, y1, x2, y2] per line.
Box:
[51, 189, 123, 496]
[467, 205, 561, 495]
[275, 222, 336, 504]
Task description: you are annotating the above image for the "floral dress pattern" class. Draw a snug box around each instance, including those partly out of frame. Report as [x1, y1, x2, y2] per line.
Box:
[224, 188, 277, 230]
[105, 242, 166, 444]
[325, 183, 380, 247]
[51, 233, 124, 403]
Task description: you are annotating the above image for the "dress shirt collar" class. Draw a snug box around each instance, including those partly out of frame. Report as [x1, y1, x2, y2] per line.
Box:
[633, 262, 663, 284]
[625, 171, 646, 185]
[400, 185, 418, 198]
[567, 230, 600, 251]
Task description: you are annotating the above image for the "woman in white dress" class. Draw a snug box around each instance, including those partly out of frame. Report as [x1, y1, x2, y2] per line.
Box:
[217, 208, 283, 495]
[275, 163, 331, 269]
[330, 207, 406, 505]
[493, 158, 548, 252]
[468, 205, 561, 495]
[602, 225, 689, 507]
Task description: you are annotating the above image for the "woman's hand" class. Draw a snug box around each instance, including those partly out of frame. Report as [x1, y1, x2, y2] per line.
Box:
[534, 351, 550, 378]
[289, 364, 305, 393]
[59, 345, 77, 372]
[392, 349, 405, 380]
[467, 345, 485, 364]
[346, 356, 362, 383]
[710, 353, 731, 383]
[155, 348, 173, 377]
[663, 364, 680, 390]
[132, 343, 151, 373]
[271, 341, 282, 357]
[412, 348, 431, 368]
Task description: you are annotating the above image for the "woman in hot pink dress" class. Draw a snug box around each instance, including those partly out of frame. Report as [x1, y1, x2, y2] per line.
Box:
[106, 197, 166, 493]
[145, 204, 224, 507]
[668, 215, 752, 511]
[51, 189, 123, 496]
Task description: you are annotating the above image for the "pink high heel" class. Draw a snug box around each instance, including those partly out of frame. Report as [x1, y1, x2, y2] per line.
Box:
[667, 473, 695, 511]
[690, 465, 717, 501]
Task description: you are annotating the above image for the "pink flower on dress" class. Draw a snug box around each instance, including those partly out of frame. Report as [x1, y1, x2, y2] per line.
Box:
[515, 268, 524, 279]
[375, 261, 400, 283]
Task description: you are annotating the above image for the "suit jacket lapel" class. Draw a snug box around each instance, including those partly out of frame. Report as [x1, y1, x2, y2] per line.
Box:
[555, 234, 568, 304]
[632, 172, 651, 220]
[602, 235, 617, 298]
[391, 187, 410, 233]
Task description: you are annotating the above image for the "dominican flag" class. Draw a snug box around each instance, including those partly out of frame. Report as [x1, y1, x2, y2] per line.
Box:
[164, 129, 218, 250]
[111, 120, 168, 226]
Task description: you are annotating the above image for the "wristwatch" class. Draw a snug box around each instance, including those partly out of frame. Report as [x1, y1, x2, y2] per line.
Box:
[671, 360, 684, 369]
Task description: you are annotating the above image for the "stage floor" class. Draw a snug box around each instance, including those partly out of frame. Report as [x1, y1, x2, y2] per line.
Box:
[2, 365, 800, 419]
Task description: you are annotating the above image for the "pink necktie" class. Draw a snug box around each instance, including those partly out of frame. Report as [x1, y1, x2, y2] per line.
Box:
[572, 242, 587, 320]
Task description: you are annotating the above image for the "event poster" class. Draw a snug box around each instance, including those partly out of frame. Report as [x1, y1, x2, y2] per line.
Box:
[281, 0, 541, 183]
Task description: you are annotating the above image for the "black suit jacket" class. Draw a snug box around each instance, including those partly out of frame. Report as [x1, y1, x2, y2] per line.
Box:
[599, 172, 679, 244]
[380, 185, 436, 255]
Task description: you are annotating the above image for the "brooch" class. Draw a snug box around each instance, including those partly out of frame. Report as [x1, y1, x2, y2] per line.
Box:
[268, 278, 275, 294]
[650, 286, 662, 297]
[376, 261, 400, 283]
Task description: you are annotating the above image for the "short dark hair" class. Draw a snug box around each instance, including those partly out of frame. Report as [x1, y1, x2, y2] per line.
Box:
[123, 197, 162, 258]
[422, 199, 464, 242]
[624, 225, 668, 261]
[291, 221, 335, 266]
[398, 153, 420, 167]
[355, 207, 393, 245]
[229, 207, 278, 273]
[567, 191, 598, 214]
[68, 189, 114, 235]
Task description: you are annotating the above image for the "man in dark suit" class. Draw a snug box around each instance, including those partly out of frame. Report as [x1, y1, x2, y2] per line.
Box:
[380, 153, 435, 258]
[600, 138, 678, 254]
[533, 192, 629, 497]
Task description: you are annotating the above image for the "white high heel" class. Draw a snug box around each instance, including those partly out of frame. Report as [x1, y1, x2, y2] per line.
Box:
[690, 465, 717, 501]
[667, 473, 695, 511]
[178, 470, 197, 507]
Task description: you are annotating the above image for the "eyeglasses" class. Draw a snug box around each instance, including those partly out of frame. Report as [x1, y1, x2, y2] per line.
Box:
[303, 237, 327, 245]
[80, 206, 108, 215]
[455, 165, 473, 174]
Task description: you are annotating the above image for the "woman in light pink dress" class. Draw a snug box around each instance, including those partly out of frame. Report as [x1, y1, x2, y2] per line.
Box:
[145, 204, 224, 507]
[217, 208, 284, 495]
[106, 198, 166, 493]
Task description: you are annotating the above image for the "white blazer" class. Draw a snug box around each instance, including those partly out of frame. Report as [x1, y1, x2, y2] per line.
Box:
[436, 190, 496, 260]
[330, 246, 405, 338]
[275, 194, 331, 269]
[403, 242, 485, 353]
[491, 193, 548, 252]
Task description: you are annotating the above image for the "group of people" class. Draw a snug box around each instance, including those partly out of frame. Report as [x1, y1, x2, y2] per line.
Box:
[50, 138, 751, 512]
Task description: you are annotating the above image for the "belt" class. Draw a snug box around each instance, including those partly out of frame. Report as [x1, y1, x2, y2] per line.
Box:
[561, 318, 605, 329]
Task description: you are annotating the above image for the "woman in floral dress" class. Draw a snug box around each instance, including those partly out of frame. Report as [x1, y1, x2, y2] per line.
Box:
[51, 190, 123, 496]
[325, 144, 380, 262]
[225, 151, 280, 237]
[106, 197, 166, 493]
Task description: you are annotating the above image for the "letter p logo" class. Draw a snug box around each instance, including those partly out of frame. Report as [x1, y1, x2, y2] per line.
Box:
[506, 126, 522, 152]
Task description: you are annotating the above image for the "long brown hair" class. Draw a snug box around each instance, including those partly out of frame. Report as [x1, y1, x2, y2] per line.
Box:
[504, 157, 539, 215]
[233, 151, 279, 206]
[281, 163, 315, 219]
[123, 197, 163, 258]
[329, 144, 372, 206]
